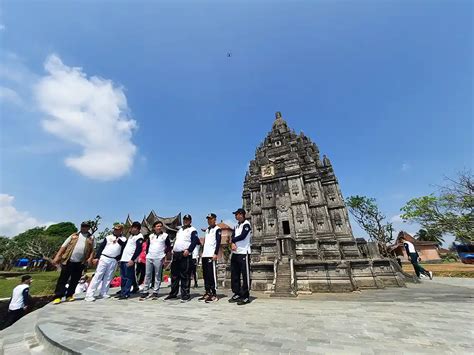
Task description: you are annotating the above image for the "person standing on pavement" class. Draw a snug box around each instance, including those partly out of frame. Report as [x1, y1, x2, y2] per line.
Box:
[85, 223, 127, 302]
[191, 240, 200, 288]
[198, 213, 221, 303]
[399, 235, 433, 280]
[52, 222, 95, 304]
[118, 221, 144, 299]
[228, 208, 252, 306]
[164, 214, 200, 303]
[140, 221, 171, 300]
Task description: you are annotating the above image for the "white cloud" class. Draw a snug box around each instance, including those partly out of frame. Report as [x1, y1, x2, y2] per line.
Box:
[34, 54, 137, 181]
[389, 214, 419, 236]
[0, 86, 23, 105]
[0, 194, 52, 237]
[401, 162, 410, 172]
[0, 24, 5, 31]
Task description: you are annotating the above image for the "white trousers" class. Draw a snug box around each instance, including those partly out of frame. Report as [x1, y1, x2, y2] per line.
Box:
[86, 256, 117, 298]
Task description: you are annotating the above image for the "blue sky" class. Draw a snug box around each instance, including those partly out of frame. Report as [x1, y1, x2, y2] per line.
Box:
[0, 1, 472, 245]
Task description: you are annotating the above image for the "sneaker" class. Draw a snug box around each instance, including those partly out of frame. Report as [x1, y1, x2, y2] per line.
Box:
[228, 294, 241, 303]
[150, 293, 159, 300]
[237, 297, 250, 306]
[163, 295, 178, 301]
[180, 297, 191, 303]
[52, 298, 62, 305]
[205, 295, 218, 303]
[198, 294, 209, 302]
[101, 294, 111, 299]
[66, 296, 75, 302]
[428, 271, 433, 280]
[139, 293, 148, 301]
[84, 296, 95, 302]
[118, 295, 129, 300]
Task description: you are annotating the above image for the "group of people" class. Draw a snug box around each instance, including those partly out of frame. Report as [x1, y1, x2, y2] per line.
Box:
[48, 207, 253, 307]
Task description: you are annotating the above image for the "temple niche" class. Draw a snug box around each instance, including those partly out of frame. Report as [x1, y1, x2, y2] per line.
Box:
[242, 112, 406, 295]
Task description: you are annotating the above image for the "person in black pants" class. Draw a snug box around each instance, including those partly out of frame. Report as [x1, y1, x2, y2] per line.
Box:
[7, 275, 32, 327]
[164, 214, 200, 303]
[229, 208, 252, 306]
[198, 213, 221, 303]
[52, 222, 95, 304]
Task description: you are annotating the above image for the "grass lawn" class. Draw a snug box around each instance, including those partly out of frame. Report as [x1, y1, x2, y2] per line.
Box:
[0, 271, 59, 298]
[402, 262, 474, 278]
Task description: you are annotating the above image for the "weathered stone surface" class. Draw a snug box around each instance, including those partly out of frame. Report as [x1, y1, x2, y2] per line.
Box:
[1, 279, 473, 354]
[241, 112, 405, 294]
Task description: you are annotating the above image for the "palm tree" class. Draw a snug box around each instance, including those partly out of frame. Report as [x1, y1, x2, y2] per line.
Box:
[415, 228, 444, 245]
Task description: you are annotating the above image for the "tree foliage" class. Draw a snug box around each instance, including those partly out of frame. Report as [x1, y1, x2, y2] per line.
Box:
[346, 195, 394, 256]
[401, 170, 474, 243]
[414, 228, 444, 245]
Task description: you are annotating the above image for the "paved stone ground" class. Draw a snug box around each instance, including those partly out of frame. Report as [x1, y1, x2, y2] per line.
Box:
[1, 277, 473, 354]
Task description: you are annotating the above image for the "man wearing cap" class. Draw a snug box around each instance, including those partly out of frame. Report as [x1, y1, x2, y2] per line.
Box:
[52, 221, 95, 304]
[85, 223, 127, 302]
[229, 208, 252, 305]
[118, 221, 144, 299]
[198, 213, 222, 303]
[164, 214, 200, 302]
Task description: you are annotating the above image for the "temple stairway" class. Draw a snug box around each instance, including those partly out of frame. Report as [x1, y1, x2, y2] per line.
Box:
[270, 257, 297, 297]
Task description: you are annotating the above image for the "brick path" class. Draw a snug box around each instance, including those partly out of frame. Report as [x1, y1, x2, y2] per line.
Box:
[1, 277, 473, 354]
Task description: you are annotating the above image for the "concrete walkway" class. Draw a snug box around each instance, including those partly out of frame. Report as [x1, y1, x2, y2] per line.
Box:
[1, 278, 473, 354]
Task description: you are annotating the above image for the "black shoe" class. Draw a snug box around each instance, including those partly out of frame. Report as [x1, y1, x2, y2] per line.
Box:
[139, 293, 148, 301]
[118, 295, 129, 300]
[163, 295, 178, 301]
[180, 297, 191, 303]
[228, 294, 241, 303]
[150, 293, 159, 300]
[237, 297, 250, 306]
[131, 287, 139, 294]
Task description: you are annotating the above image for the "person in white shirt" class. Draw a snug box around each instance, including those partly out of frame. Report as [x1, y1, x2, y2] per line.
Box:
[191, 243, 200, 288]
[198, 213, 221, 303]
[7, 275, 32, 327]
[140, 221, 171, 300]
[74, 275, 89, 296]
[164, 214, 200, 302]
[85, 223, 127, 302]
[117, 221, 144, 299]
[229, 208, 252, 306]
[52, 221, 95, 305]
[399, 235, 433, 280]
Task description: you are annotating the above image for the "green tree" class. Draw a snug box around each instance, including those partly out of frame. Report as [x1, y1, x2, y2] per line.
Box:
[401, 171, 473, 243]
[414, 228, 444, 245]
[346, 195, 394, 257]
[44, 222, 77, 238]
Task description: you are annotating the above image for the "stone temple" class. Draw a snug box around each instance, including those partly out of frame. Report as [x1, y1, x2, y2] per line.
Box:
[242, 112, 406, 295]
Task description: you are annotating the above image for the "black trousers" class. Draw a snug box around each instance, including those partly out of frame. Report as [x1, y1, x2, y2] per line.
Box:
[409, 253, 429, 277]
[169, 252, 192, 300]
[202, 257, 217, 296]
[136, 262, 146, 285]
[54, 261, 84, 298]
[7, 308, 25, 327]
[190, 259, 198, 286]
[231, 253, 251, 299]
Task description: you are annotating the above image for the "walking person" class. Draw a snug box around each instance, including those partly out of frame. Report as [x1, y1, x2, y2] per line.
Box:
[198, 213, 221, 303]
[399, 235, 433, 280]
[85, 223, 127, 302]
[140, 221, 171, 300]
[7, 275, 33, 327]
[228, 208, 252, 306]
[117, 221, 144, 299]
[164, 214, 200, 302]
[52, 222, 95, 304]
